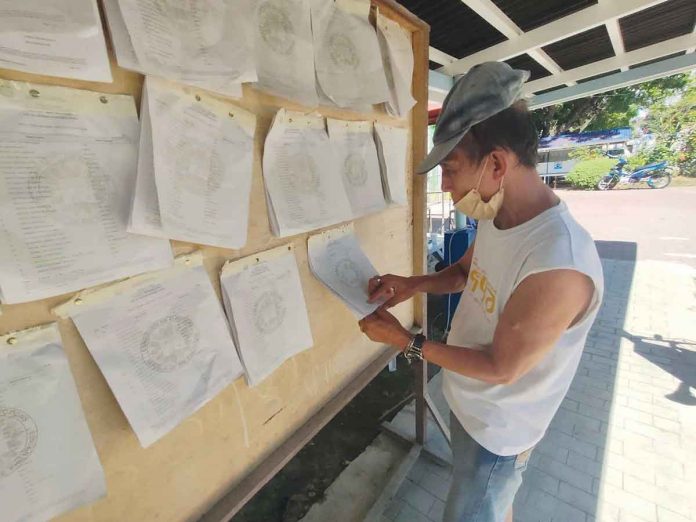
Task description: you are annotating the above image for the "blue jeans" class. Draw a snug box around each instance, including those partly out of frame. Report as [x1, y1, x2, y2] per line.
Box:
[444, 413, 532, 522]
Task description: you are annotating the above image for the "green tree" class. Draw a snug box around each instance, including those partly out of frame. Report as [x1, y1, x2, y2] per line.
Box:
[532, 75, 689, 137]
[636, 79, 696, 176]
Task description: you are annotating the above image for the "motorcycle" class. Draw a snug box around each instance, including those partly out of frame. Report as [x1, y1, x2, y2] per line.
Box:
[597, 156, 673, 190]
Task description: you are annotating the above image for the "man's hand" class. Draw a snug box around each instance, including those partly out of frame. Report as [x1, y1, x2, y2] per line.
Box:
[358, 308, 411, 350]
[367, 274, 418, 308]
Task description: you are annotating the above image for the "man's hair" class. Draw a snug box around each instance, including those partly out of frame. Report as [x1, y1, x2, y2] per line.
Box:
[456, 100, 539, 168]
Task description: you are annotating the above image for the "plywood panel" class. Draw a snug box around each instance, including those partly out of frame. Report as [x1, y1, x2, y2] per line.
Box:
[0, 1, 428, 521]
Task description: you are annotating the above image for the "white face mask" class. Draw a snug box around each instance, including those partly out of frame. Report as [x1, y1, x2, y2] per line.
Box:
[454, 157, 504, 220]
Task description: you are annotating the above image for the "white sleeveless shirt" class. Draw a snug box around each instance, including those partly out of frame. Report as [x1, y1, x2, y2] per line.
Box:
[443, 201, 603, 456]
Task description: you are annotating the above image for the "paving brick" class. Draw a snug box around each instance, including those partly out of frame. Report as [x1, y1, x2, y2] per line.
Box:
[601, 466, 623, 489]
[600, 484, 658, 522]
[394, 503, 431, 522]
[396, 479, 436, 516]
[419, 471, 450, 502]
[558, 481, 598, 514]
[657, 507, 693, 522]
[523, 467, 560, 495]
[567, 450, 603, 478]
[605, 453, 656, 483]
[544, 428, 598, 460]
[535, 439, 570, 463]
[383, 499, 401, 520]
[623, 475, 694, 519]
[595, 501, 621, 522]
[428, 499, 445, 522]
[653, 417, 680, 432]
[533, 454, 594, 493]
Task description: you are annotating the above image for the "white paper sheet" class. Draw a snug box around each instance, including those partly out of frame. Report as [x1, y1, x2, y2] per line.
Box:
[0, 0, 111, 82]
[0, 81, 173, 304]
[0, 324, 106, 522]
[220, 245, 313, 386]
[112, 0, 256, 97]
[262, 109, 352, 237]
[308, 226, 381, 318]
[374, 123, 409, 206]
[311, 0, 390, 108]
[129, 77, 255, 248]
[376, 12, 416, 118]
[252, 0, 318, 107]
[327, 118, 386, 218]
[102, 0, 143, 73]
[61, 254, 244, 448]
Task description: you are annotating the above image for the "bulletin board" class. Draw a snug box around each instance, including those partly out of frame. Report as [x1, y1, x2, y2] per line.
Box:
[0, 1, 429, 521]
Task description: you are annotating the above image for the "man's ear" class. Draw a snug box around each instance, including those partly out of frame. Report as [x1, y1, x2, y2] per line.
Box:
[489, 149, 508, 182]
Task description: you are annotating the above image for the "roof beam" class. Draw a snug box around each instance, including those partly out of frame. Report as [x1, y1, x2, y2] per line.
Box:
[429, 47, 456, 67]
[528, 53, 696, 109]
[460, 0, 574, 85]
[605, 20, 628, 71]
[600, 0, 628, 71]
[523, 31, 696, 95]
[441, 0, 670, 76]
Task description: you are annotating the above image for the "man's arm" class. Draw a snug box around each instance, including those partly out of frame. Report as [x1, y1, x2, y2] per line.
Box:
[421, 269, 594, 383]
[368, 241, 476, 307]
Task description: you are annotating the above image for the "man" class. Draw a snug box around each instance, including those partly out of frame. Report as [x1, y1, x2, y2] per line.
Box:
[358, 62, 603, 522]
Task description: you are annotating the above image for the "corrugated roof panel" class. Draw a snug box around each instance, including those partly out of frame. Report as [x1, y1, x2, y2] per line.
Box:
[577, 69, 622, 83]
[396, 0, 506, 58]
[619, 0, 696, 52]
[629, 51, 687, 70]
[491, 0, 597, 32]
[504, 54, 552, 81]
[542, 26, 615, 70]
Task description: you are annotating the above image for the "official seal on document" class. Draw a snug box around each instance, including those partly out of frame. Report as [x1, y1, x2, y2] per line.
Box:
[344, 153, 368, 186]
[335, 258, 362, 288]
[259, 2, 295, 55]
[328, 33, 359, 70]
[0, 408, 38, 477]
[253, 290, 286, 334]
[141, 315, 199, 373]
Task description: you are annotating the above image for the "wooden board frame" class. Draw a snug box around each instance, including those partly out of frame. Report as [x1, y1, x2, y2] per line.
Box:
[0, 1, 429, 521]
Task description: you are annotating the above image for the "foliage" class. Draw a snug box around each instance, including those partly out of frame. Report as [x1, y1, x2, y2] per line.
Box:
[565, 158, 615, 190]
[627, 143, 675, 170]
[532, 75, 690, 137]
[638, 80, 696, 177]
[568, 147, 604, 161]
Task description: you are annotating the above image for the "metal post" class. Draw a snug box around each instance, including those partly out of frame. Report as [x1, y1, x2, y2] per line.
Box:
[414, 359, 427, 444]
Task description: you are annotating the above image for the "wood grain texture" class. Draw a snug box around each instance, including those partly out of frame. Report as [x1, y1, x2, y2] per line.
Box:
[0, 1, 428, 520]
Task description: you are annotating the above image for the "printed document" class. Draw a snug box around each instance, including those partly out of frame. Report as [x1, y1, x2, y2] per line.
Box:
[374, 123, 409, 206]
[328, 118, 386, 217]
[0, 81, 173, 304]
[0, 0, 111, 81]
[262, 109, 352, 237]
[61, 253, 244, 448]
[0, 324, 105, 522]
[308, 226, 381, 318]
[376, 12, 416, 118]
[129, 77, 255, 248]
[311, 0, 390, 108]
[252, 0, 318, 107]
[220, 245, 314, 386]
[108, 0, 257, 97]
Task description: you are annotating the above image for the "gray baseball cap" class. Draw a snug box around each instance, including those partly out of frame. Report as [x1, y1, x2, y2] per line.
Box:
[416, 61, 530, 174]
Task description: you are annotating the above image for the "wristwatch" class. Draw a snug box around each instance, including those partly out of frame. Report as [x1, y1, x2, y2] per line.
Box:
[403, 334, 426, 363]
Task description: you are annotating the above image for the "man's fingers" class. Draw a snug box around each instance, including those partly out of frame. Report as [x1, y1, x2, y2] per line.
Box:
[368, 285, 392, 303]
